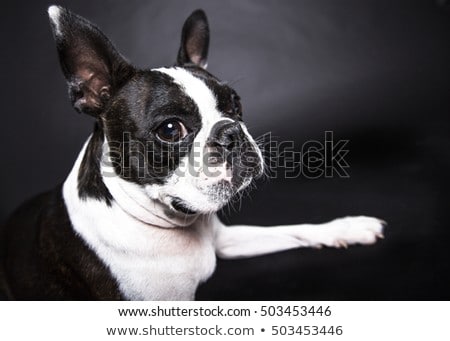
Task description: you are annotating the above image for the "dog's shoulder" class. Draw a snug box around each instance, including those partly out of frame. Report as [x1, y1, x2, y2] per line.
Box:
[1, 186, 123, 300]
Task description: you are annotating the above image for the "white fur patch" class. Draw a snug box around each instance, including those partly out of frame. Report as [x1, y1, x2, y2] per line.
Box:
[63, 136, 217, 300]
[48, 5, 62, 36]
[214, 216, 385, 259]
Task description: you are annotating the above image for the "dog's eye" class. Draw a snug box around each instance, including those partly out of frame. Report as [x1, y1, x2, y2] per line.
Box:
[156, 120, 187, 142]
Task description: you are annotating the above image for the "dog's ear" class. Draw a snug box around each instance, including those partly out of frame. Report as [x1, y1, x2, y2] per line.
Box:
[176, 9, 209, 69]
[47, 5, 134, 116]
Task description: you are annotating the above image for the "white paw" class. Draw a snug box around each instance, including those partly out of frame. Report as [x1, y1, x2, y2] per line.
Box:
[319, 216, 386, 248]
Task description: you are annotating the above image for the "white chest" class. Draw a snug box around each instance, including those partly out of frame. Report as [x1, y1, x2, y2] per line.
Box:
[63, 193, 217, 300]
[101, 221, 217, 300]
[62, 137, 217, 300]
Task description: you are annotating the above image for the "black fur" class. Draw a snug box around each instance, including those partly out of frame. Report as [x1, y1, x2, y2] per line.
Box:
[1, 187, 122, 299]
[78, 123, 113, 204]
[103, 70, 202, 186]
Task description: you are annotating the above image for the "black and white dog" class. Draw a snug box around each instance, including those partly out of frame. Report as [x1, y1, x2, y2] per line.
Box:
[0, 6, 385, 300]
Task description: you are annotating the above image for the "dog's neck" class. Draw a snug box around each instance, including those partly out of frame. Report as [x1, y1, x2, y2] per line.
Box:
[62, 129, 216, 300]
[64, 129, 199, 229]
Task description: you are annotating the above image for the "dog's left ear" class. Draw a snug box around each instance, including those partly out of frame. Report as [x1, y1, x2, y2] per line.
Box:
[176, 9, 209, 69]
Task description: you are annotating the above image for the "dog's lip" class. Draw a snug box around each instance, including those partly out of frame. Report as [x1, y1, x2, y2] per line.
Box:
[170, 197, 198, 215]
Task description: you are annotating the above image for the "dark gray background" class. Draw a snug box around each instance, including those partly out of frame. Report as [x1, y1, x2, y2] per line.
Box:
[1, 0, 450, 299]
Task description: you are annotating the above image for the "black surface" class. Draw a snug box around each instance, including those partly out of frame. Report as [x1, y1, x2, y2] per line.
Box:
[1, 0, 450, 299]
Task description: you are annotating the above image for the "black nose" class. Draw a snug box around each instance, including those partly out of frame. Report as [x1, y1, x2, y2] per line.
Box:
[206, 120, 262, 181]
[209, 121, 244, 151]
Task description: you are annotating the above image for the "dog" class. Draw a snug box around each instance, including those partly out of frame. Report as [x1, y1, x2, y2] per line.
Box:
[0, 6, 385, 300]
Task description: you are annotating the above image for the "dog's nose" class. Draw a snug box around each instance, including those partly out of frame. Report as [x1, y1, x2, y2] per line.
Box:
[206, 120, 262, 179]
[209, 121, 244, 151]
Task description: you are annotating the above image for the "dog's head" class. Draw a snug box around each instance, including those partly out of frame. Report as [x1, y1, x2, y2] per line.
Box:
[48, 6, 263, 220]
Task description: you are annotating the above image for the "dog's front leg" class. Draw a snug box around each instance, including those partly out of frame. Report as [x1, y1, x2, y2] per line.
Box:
[213, 215, 386, 259]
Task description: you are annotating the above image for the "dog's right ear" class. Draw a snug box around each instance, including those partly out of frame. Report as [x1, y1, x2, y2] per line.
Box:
[47, 5, 134, 117]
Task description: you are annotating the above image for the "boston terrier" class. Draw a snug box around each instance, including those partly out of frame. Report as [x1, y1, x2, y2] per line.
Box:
[0, 6, 385, 300]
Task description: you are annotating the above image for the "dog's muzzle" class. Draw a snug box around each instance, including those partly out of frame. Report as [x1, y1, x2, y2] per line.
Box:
[206, 121, 262, 188]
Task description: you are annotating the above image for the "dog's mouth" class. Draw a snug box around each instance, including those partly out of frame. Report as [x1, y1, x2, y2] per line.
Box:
[170, 197, 198, 215]
[168, 180, 237, 215]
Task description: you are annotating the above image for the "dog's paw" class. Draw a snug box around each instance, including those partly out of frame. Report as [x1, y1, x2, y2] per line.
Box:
[319, 216, 386, 248]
